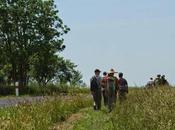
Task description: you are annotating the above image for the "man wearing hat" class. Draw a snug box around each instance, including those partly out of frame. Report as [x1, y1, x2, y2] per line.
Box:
[106, 69, 118, 112]
[90, 69, 102, 110]
[154, 74, 162, 86]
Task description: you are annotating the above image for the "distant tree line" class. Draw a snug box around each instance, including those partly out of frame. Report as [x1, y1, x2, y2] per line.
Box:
[0, 0, 83, 87]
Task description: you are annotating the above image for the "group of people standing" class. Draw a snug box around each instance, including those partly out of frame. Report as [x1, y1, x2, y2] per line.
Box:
[146, 74, 169, 89]
[90, 68, 128, 112]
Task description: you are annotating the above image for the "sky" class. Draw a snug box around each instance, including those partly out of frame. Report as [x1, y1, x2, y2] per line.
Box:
[55, 0, 175, 86]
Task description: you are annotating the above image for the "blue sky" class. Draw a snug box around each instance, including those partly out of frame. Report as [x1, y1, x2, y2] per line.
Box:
[56, 0, 175, 86]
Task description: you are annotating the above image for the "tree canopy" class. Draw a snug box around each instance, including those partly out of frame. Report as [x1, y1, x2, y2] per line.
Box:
[0, 0, 82, 87]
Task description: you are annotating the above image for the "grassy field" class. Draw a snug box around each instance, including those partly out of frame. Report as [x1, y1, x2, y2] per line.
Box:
[0, 94, 92, 130]
[72, 86, 175, 130]
[1, 86, 175, 130]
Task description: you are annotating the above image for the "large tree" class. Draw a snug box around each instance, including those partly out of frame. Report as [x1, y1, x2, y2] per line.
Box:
[0, 0, 79, 87]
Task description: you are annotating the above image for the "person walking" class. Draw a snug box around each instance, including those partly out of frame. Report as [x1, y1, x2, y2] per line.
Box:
[106, 69, 118, 112]
[154, 74, 162, 86]
[161, 75, 169, 86]
[101, 72, 108, 106]
[146, 77, 155, 89]
[90, 69, 102, 110]
[118, 72, 128, 103]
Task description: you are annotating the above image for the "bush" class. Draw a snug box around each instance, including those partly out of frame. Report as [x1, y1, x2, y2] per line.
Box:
[0, 84, 90, 96]
[0, 86, 15, 96]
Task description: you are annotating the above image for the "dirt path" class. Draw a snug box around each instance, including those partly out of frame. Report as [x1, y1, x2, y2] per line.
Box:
[53, 112, 83, 130]
[53, 107, 112, 130]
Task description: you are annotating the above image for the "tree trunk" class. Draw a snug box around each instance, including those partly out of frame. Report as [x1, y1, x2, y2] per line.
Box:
[19, 63, 28, 87]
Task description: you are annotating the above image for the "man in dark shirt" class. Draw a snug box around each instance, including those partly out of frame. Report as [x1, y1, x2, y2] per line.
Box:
[118, 72, 128, 102]
[90, 69, 102, 110]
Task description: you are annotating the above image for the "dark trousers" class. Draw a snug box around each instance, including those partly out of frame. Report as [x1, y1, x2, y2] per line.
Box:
[107, 86, 116, 112]
[102, 90, 108, 106]
[92, 90, 102, 110]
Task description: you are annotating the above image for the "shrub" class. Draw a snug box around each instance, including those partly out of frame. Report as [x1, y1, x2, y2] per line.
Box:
[0, 84, 90, 96]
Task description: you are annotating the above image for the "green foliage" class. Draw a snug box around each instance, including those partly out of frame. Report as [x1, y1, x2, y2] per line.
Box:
[70, 70, 83, 85]
[0, 84, 90, 96]
[0, 0, 81, 87]
[0, 86, 15, 96]
[29, 54, 62, 86]
[0, 95, 92, 130]
[55, 59, 80, 84]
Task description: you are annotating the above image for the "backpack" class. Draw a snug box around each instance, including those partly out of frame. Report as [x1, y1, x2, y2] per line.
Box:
[107, 77, 116, 93]
[118, 78, 128, 91]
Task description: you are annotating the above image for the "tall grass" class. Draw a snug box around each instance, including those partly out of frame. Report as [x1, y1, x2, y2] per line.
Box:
[111, 86, 175, 130]
[0, 95, 92, 130]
